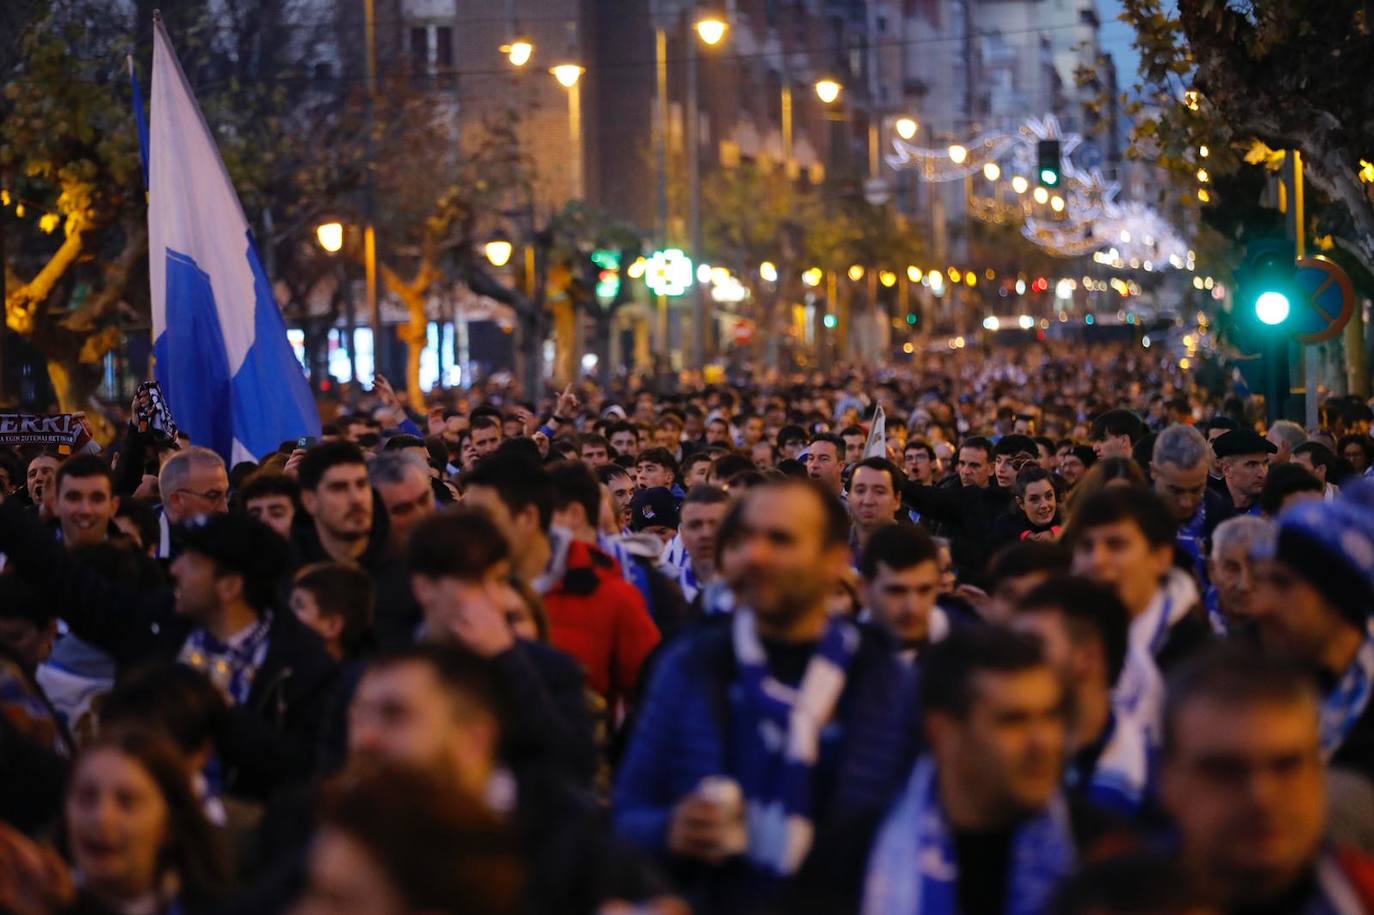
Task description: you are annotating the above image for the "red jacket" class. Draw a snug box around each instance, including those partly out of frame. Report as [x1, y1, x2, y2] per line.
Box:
[542, 540, 661, 703]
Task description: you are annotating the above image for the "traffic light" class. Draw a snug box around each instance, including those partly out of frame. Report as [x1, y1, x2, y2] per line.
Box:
[1236, 239, 1297, 333]
[1234, 238, 1297, 423]
[1037, 139, 1061, 188]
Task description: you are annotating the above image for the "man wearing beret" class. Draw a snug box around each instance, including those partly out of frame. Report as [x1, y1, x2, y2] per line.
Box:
[1250, 485, 1374, 783]
[1212, 429, 1276, 521]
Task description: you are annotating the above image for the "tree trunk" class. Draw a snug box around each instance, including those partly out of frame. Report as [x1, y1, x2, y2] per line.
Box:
[46, 355, 115, 446]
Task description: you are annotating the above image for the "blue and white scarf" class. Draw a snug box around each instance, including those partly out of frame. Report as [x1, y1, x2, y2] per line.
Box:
[1066, 712, 1151, 817]
[862, 757, 1076, 915]
[177, 613, 273, 706]
[730, 610, 860, 876]
[1321, 622, 1374, 762]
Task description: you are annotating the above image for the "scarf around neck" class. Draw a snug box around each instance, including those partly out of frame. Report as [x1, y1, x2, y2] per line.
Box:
[862, 756, 1076, 915]
[1321, 621, 1374, 762]
[730, 609, 860, 876]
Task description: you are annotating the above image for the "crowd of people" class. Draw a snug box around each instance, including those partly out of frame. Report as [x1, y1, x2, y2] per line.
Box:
[2, 341, 1374, 914]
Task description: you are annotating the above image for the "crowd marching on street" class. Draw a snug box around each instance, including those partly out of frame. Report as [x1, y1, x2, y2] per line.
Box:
[4, 339, 1374, 915]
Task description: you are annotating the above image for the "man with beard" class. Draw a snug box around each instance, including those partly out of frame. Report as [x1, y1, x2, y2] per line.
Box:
[859, 523, 947, 663]
[614, 479, 917, 913]
[291, 442, 390, 572]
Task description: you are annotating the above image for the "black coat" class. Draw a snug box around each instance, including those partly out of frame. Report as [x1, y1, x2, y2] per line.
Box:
[0, 500, 338, 799]
[900, 479, 1016, 585]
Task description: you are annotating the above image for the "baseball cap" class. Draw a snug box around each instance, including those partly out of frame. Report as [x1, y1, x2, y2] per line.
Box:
[629, 487, 680, 532]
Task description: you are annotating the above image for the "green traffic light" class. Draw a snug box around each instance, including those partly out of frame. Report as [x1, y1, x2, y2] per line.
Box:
[1040, 168, 1059, 186]
[905, 312, 917, 325]
[823, 314, 838, 329]
[1255, 291, 1291, 325]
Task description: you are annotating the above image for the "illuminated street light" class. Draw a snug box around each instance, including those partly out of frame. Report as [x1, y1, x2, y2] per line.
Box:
[484, 238, 514, 267]
[1197, 167, 1210, 183]
[695, 16, 728, 46]
[895, 117, 918, 140]
[802, 267, 823, 287]
[550, 63, 584, 88]
[316, 221, 344, 253]
[501, 39, 534, 67]
[948, 144, 968, 165]
[907, 266, 923, 283]
[815, 78, 842, 104]
[1050, 195, 1065, 212]
[879, 270, 897, 287]
[1199, 145, 1210, 158]
[983, 162, 1001, 181]
[759, 261, 778, 282]
[1032, 186, 1049, 205]
[847, 264, 865, 281]
[1011, 175, 1029, 194]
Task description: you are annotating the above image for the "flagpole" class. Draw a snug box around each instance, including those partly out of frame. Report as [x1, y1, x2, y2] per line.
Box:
[363, 0, 382, 385]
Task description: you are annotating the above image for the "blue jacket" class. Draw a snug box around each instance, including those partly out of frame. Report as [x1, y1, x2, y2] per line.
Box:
[612, 620, 919, 910]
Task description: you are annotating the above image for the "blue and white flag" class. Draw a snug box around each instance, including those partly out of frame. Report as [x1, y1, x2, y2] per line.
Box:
[148, 17, 318, 463]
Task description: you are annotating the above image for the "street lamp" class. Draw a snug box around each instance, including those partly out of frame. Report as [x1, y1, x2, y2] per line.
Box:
[982, 162, 1001, 181]
[1011, 175, 1029, 194]
[316, 221, 344, 253]
[501, 39, 534, 67]
[895, 117, 918, 140]
[695, 15, 727, 46]
[485, 238, 514, 267]
[948, 144, 968, 165]
[550, 63, 583, 88]
[1032, 186, 1050, 205]
[815, 78, 842, 104]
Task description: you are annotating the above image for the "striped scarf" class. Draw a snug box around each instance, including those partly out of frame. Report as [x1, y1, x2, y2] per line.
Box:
[862, 756, 1075, 915]
[730, 610, 859, 876]
[1322, 622, 1374, 762]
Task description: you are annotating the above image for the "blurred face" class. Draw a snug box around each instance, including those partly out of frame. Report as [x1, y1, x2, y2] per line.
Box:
[656, 424, 683, 450]
[848, 465, 901, 531]
[303, 464, 374, 540]
[807, 442, 842, 491]
[843, 434, 865, 465]
[66, 749, 170, 903]
[1250, 559, 1350, 665]
[743, 417, 765, 446]
[994, 453, 1031, 490]
[1058, 454, 1087, 487]
[904, 447, 933, 485]
[936, 545, 957, 593]
[929, 668, 1066, 824]
[1071, 519, 1173, 616]
[470, 424, 501, 458]
[1153, 459, 1209, 522]
[26, 454, 59, 502]
[1209, 539, 1257, 625]
[637, 461, 674, 491]
[751, 442, 775, 471]
[605, 474, 634, 529]
[864, 559, 940, 645]
[729, 486, 841, 628]
[294, 829, 408, 915]
[957, 446, 991, 488]
[348, 661, 495, 791]
[1291, 451, 1325, 484]
[169, 550, 233, 620]
[681, 500, 727, 575]
[1036, 442, 1055, 471]
[611, 430, 638, 456]
[166, 462, 230, 524]
[1343, 442, 1370, 474]
[375, 468, 435, 545]
[780, 439, 805, 461]
[1093, 433, 1133, 461]
[988, 571, 1052, 626]
[0, 617, 56, 673]
[1017, 479, 1057, 527]
[57, 473, 117, 546]
[706, 420, 731, 446]
[246, 494, 295, 540]
[684, 459, 710, 487]
[1223, 454, 1269, 503]
[581, 443, 609, 467]
[1162, 697, 1325, 903]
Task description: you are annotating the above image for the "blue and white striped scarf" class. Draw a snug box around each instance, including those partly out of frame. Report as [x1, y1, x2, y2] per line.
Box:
[1321, 622, 1374, 761]
[862, 756, 1075, 915]
[730, 610, 859, 876]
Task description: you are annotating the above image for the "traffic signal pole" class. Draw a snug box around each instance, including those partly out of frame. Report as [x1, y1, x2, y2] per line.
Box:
[1285, 152, 1318, 429]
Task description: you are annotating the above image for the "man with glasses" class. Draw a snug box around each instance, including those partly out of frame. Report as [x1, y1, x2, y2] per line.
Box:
[154, 446, 229, 559]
